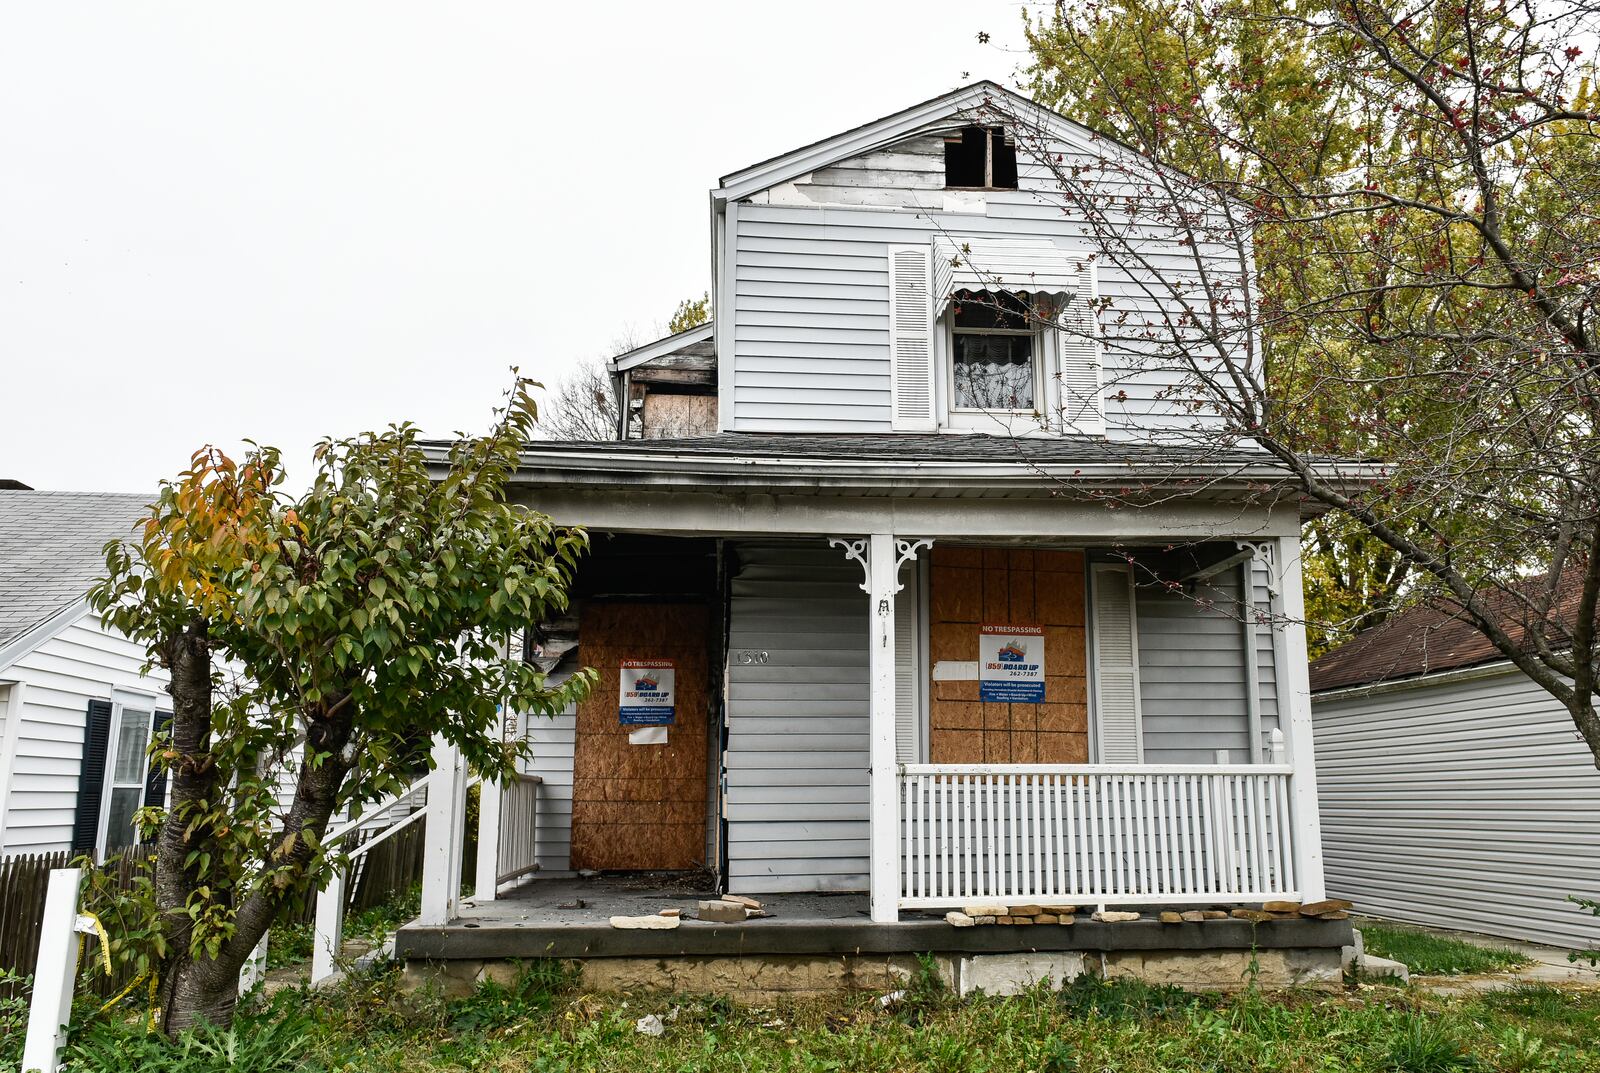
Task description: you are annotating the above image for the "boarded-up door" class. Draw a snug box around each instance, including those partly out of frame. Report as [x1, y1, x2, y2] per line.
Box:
[569, 602, 709, 871]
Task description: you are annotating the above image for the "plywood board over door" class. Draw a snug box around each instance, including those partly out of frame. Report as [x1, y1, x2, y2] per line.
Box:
[928, 547, 1089, 763]
[570, 602, 709, 871]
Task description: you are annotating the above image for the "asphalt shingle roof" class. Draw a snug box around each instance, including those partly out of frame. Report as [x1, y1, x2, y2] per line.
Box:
[527, 432, 1279, 468]
[1309, 572, 1584, 692]
[0, 491, 153, 650]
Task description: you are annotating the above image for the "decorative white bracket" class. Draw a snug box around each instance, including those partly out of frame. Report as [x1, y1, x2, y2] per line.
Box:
[831, 536, 934, 594]
[894, 538, 934, 592]
[1236, 540, 1280, 598]
[828, 537, 871, 593]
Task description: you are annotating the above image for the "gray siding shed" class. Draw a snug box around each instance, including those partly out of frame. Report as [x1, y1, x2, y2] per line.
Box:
[1314, 667, 1600, 949]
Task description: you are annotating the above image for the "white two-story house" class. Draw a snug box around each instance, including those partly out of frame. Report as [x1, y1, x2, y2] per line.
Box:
[384, 82, 1360, 995]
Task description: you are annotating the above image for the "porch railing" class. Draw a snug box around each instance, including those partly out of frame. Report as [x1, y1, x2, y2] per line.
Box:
[494, 773, 542, 887]
[897, 765, 1298, 908]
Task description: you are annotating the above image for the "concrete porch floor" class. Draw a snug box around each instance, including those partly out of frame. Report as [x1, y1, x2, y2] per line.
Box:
[394, 875, 1354, 963]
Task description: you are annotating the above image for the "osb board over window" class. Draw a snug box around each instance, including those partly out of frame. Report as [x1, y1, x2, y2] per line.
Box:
[928, 547, 1088, 764]
[570, 602, 709, 871]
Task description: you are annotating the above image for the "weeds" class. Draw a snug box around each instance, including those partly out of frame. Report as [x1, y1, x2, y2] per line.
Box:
[16, 958, 1600, 1073]
[1385, 1017, 1476, 1072]
[60, 1007, 315, 1073]
[1056, 975, 1205, 1021]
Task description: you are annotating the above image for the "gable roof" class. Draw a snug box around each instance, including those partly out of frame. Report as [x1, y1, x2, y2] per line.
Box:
[1309, 572, 1586, 693]
[608, 322, 715, 374]
[0, 491, 152, 665]
[715, 80, 1110, 203]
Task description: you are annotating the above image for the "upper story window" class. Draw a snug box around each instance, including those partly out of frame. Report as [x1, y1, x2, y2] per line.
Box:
[944, 126, 1018, 190]
[950, 292, 1038, 411]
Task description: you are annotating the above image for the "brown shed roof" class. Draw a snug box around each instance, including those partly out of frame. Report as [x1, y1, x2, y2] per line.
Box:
[1308, 572, 1586, 693]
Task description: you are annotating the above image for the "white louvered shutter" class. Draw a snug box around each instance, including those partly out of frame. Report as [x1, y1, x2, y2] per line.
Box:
[887, 245, 937, 430]
[1091, 563, 1143, 762]
[1057, 266, 1104, 434]
[894, 569, 921, 762]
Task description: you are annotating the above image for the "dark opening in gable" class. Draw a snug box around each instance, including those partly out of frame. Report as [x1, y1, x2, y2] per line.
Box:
[943, 126, 1018, 190]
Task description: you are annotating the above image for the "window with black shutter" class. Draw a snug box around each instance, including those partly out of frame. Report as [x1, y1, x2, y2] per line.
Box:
[70, 699, 113, 857]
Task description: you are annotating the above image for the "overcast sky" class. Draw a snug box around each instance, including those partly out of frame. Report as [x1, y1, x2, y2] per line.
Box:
[0, 4, 1027, 492]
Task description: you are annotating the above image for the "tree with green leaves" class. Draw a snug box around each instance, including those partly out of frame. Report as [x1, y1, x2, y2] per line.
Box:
[667, 291, 710, 335]
[1000, 0, 1600, 762]
[90, 380, 592, 1032]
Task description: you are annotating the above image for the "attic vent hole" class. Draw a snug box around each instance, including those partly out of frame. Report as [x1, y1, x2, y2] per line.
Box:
[944, 126, 1018, 190]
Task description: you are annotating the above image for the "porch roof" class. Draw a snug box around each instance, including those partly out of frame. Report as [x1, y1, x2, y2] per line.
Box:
[424, 433, 1369, 510]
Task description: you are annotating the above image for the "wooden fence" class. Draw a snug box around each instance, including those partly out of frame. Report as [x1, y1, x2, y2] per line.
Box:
[0, 853, 149, 1004]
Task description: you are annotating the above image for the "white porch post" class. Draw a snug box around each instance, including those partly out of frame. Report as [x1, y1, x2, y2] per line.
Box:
[1273, 535, 1327, 901]
[474, 707, 506, 902]
[866, 533, 899, 923]
[419, 735, 466, 926]
[22, 868, 83, 1073]
[832, 533, 930, 923]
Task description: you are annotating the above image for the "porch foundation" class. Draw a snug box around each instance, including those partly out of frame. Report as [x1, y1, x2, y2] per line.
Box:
[399, 943, 1341, 1002]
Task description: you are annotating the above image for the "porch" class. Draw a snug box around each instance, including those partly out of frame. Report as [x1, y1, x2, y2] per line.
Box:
[333, 439, 1335, 986]
[401, 534, 1318, 914]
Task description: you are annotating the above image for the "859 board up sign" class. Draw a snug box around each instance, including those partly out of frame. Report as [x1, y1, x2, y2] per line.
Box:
[619, 659, 676, 725]
[978, 625, 1045, 702]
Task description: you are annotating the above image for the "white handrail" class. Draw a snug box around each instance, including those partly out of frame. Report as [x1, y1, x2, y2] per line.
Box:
[324, 771, 435, 848]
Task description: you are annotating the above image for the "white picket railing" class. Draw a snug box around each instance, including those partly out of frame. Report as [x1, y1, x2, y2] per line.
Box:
[897, 764, 1298, 908]
[312, 771, 452, 986]
[493, 772, 542, 887]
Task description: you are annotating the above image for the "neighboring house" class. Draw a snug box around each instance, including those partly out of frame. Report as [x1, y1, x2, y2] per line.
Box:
[1311, 578, 1600, 949]
[0, 490, 168, 862]
[384, 82, 1366, 989]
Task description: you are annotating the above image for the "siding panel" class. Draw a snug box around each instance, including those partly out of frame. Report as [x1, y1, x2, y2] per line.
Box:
[724, 542, 869, 894]
[1314, 669, 1600, 948]
[2, 613, 170, 856]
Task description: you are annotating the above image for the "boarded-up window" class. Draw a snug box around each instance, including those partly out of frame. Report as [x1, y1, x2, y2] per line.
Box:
[927, 547, 1088, 763]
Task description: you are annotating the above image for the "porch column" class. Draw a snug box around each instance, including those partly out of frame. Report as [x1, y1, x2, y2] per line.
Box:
[474, 706, 508, 902]
[831, 533, 931, 923]
[866, 533, 899, 923]
[419, 734, 467, 925]
[1272, 535, 1327, 902]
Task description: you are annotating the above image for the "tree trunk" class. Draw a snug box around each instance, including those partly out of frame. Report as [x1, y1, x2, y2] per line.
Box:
[154, 615, 238, 1036]
[163, 956, 242, 1033]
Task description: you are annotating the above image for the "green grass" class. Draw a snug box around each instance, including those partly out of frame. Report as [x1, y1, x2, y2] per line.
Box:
[1362, 924, 1533, 976]
[25, 962, 1600, 1073]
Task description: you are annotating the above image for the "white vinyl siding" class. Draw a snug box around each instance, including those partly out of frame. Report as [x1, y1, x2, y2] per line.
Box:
[514, 702, 576, 875]
[725, 542, 869, 893]
[730, 125, 1245, 440]
[1090, 563, 1142, 763]
[0, 611, 169, 856]
[1314, 668, 1600, 948]
[1136, 566, 1281, 765]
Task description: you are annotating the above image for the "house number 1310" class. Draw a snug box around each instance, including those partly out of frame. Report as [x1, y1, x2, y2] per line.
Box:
[734, 651, 769, 665]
